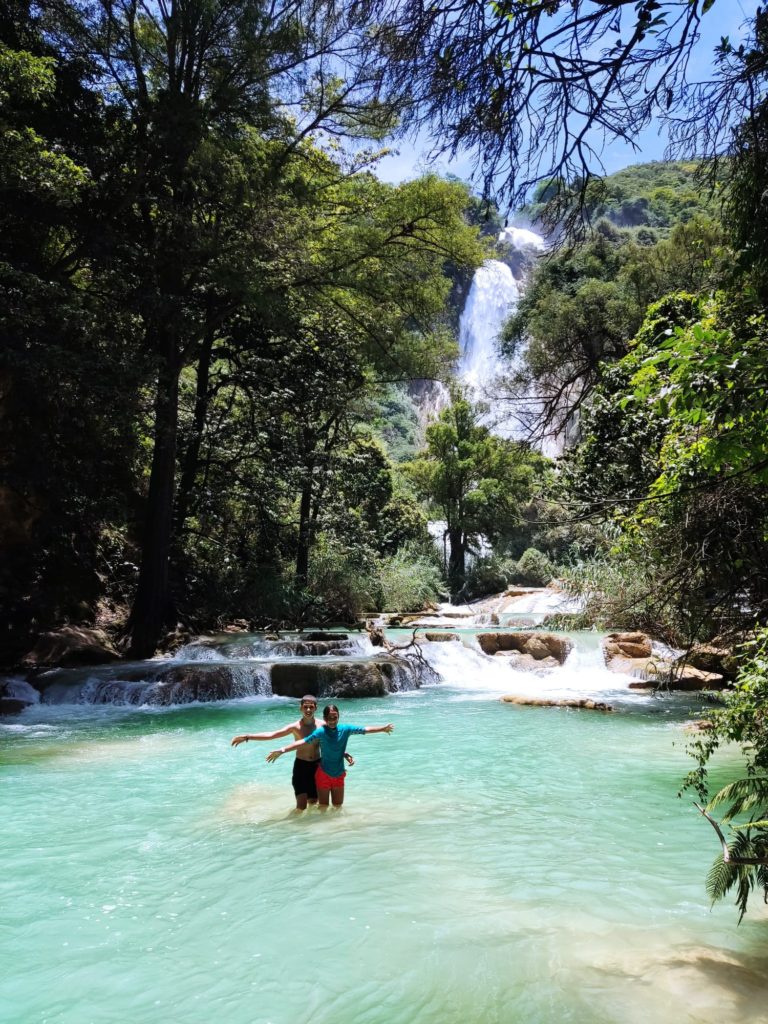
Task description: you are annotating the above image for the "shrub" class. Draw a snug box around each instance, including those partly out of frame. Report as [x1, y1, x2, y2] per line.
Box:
[513, 547, 556, 587]
[378, 544, 444, 611]
[462, 555, 514, 600]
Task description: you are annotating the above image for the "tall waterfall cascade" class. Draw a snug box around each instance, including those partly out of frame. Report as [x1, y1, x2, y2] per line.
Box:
[456, 226, 545, 430]
[457, 260, 521, 394]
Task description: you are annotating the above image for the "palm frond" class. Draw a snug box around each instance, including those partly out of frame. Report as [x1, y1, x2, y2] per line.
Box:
[707, 776, 768, 821]
[706, 854, 736, 903]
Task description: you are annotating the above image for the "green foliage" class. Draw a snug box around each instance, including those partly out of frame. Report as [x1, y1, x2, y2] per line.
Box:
[462, 555, 514, 601]
[505, 163, 727, 438]
[407, 392, 544, 595]
[377, 545, 443, 612]
[306, 534, 380, 622]
[369, 385, 423, 463]
[683, 628, 768, 918]
[513, 548, 555, 588]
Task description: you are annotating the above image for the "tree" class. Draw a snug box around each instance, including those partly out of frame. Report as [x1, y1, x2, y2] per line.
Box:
[385, 0, 727, 217]
[165, 164, 482, 624]
[40, 0, 475, 655]
[407, 393, 541, 595]
[0, 11, 145, 656]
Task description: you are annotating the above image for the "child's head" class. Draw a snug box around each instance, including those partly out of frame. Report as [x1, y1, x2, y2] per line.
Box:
[323, 704, 340, 723]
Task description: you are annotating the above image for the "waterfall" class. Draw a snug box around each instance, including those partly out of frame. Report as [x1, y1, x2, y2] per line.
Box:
[455, 226, 546, 437]
[457, 259, 521, 394]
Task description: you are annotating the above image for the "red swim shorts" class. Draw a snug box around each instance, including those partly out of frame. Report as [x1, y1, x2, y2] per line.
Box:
[315, 765, 346, 790]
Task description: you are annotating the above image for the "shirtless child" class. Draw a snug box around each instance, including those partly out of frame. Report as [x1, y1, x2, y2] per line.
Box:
[231, 695, 353, 811]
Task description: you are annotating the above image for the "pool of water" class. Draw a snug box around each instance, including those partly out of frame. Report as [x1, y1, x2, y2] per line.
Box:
[2, 665, 766, 1024]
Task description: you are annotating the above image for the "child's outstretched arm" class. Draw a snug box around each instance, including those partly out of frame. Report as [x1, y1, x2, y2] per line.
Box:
[231, 724, 296, 747]
[266, 736, 312, 763]
[364, 724, 394, 735]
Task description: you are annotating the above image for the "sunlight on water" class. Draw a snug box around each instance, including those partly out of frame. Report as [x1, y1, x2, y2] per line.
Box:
[2, 646, 766, 1024]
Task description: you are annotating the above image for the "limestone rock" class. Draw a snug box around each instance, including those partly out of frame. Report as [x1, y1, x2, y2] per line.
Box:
[603, 632, 729, 690]
[304, 631, 349, 642]
[476, 632, 572, 664]
[267, 639, 354, 657]
[686, 643, 737, 680]
[423, 632, 459, 643]
[629, 664, 727, 691]
[602, 632, 653, 663]
[23, 626, 120, 669]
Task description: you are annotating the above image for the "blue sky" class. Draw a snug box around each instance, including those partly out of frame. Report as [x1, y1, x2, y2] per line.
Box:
[375, 1, 752, 191]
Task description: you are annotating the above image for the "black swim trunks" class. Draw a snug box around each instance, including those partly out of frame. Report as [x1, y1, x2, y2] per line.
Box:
[292, 758, 320, 799]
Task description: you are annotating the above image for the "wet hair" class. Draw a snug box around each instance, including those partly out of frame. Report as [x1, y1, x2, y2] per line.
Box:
[323, 704, 340, 721]
[300, 695, 317, 705]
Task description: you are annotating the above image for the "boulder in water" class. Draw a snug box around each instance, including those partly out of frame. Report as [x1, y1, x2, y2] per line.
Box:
[603, 632, 728, 689]
[628, 665, 727, 691]
[476, 632, 572, 664]
[685, 643, 737, 680]
[0, 677, 41, 714]
[23, 626, 120, 668]
[270, 657, 418, 698]
[423, 632, 459, 643]
[268, 639, 355, 657]
[602, 632, 653, 665]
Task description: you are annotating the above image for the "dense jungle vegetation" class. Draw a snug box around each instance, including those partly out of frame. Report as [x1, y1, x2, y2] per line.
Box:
[2, 0, 768, 912]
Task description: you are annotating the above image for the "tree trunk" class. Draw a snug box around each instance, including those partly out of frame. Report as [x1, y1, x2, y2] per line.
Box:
[128, 344, 181, 657]
[295, 469, 314, 590]
[175, 323, 214, 533]
[448, 526, 465, 597]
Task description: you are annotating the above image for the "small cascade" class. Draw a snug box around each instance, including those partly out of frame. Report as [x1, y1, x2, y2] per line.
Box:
[419, 634, 635, 702]
[31, 631, 423, 707]
[39, 661, 273, 706]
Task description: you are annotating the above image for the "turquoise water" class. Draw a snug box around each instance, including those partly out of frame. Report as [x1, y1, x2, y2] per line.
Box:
[2, 677, 767, 1024]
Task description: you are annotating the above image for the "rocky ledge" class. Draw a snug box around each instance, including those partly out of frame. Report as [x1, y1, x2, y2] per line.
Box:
[22, 626, 121, 669]
[19, 654, 424, 709]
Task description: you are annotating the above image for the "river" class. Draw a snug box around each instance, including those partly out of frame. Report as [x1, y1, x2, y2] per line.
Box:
[1, 632, 766, 1024]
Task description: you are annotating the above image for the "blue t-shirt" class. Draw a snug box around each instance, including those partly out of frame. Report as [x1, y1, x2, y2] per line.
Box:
[302, 724, 366, 777]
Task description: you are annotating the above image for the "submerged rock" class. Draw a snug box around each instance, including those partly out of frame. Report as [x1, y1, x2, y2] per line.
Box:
[267, 640, 355, 657]
[303, 631, 349, 642]
[494, 651, 560, 673]
[23, 626, 121, 668]
[501, 695, 614, 712]
[476, 632, 572, 664]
